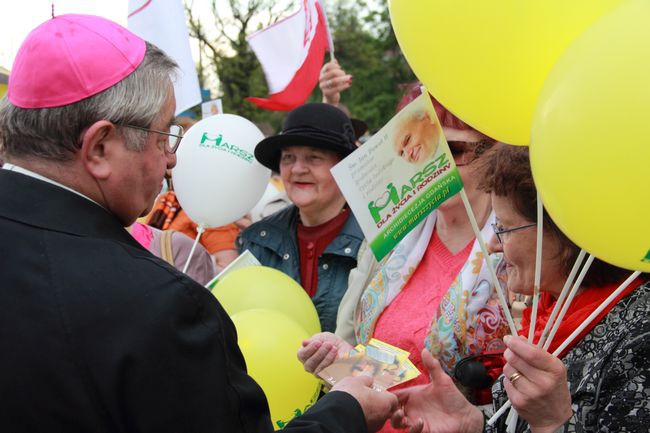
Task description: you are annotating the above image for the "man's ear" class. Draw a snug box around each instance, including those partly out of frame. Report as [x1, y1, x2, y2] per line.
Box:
[79, 120, 120, 180]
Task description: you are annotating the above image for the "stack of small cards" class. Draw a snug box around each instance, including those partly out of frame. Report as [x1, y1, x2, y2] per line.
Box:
[318, 339, 420, 391]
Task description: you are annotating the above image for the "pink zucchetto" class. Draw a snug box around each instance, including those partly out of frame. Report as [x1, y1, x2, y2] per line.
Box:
[8, 14, 146, 108]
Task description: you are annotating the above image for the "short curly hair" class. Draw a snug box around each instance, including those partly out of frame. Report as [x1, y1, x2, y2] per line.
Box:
[479, 145, 630, 288]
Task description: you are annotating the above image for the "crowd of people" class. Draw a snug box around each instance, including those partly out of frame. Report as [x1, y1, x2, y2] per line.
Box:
[1, 12, 648, 433]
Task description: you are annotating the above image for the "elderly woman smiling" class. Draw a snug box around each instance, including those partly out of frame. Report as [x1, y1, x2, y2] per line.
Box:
[390, 145, 650, 433]
[238, 103, 381, 334]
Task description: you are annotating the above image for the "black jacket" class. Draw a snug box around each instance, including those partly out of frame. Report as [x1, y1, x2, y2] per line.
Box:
[0, 169, 366, 433]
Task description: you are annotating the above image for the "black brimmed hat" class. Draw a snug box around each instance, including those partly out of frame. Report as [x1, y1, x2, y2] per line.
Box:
[254, 103, 358, 171]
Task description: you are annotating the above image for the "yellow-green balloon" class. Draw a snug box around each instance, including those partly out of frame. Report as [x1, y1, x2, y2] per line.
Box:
[389, 0, 623, 145]
[212, 266, 321, 335]
[531, 0, 650, 272]
[232, 309, 321, 430]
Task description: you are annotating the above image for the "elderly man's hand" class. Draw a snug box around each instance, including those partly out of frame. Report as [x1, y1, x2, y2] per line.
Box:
[390, 349, 484, 433]
[319, 60, 352, 106]
[332, 375, 399, 432]
[297, 332, 353, 375]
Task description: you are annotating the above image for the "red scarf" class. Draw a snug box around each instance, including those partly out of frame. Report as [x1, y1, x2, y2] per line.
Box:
[520, 278, 641, 358]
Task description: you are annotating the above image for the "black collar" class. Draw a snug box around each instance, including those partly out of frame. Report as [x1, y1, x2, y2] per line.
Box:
[0, 169, 143, 249]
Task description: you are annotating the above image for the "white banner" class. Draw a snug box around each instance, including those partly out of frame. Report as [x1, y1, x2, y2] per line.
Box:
[128, 0, 202, 115]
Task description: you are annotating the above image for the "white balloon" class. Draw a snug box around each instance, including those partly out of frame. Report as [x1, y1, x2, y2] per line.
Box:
[173, 114, 271, 227]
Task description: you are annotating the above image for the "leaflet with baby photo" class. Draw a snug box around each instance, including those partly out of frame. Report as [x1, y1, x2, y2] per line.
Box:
[330, 92, 463, 261]
[318, 339, 420, 391]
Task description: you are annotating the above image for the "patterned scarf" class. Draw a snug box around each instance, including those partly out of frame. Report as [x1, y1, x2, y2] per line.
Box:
[354, 211, 510, 374]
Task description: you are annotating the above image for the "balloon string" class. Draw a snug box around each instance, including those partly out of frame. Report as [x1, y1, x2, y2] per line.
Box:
[459, 188, 518, 335]
[537, 250, 586, 348]
[182, 223, 205, 274]
[552, 271, 640, 356]
[528, 192, 543, 342]
[542, 255, 594, 351]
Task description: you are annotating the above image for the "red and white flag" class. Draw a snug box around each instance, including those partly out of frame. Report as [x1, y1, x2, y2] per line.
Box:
[128, 0, 202, 115]
[246, 0, 332, 111]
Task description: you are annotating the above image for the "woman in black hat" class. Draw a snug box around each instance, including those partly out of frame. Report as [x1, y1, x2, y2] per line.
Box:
[238, 103, 380, 334]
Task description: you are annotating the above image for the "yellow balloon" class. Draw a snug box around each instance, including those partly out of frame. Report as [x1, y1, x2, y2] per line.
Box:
[212, 266, 321, 335]
[531, 0, 650, 272]
[232, 309, 321, 430]
[389, 0, 623, 145]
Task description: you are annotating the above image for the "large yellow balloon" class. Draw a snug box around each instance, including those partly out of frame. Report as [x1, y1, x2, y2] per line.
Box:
[531, 0, 650, 272]
[212, 266, 321, 335]
[232, 309, 321, 430]
[389, 0, 623, 145]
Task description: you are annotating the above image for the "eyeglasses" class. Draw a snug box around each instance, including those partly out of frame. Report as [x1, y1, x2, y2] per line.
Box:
[491, 222, 536, 244]
[448, 139, 492, 166]
[121, 124, 184, 154]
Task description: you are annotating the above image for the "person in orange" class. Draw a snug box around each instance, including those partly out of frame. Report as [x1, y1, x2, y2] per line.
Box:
[147, 187, 243, 272]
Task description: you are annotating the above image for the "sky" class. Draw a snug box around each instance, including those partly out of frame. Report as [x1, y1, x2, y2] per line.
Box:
[0, 1, 131, 69]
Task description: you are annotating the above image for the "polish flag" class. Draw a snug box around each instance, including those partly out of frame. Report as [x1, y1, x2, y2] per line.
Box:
[246, 0, 332, 111]
[128, 0, 202, 115]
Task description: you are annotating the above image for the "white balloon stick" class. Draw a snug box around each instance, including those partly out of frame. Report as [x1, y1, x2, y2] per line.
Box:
[528, 193, 544, 342]
[537, 249, 586, 348]
[552, 271, 641, 356]
[459, 188, 518, 335]
[488, 400, 511, 426]
[542, 254, 594, 351]
[182, 223, 206, 274]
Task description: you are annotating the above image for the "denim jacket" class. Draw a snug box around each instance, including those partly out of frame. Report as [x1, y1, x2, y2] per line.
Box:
[237, 205, 365, 333]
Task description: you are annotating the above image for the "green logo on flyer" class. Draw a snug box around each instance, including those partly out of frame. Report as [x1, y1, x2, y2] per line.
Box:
[367, 152, 451, 225]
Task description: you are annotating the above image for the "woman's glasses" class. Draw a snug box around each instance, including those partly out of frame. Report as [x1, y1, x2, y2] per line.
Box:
[491, 222, 536, 244]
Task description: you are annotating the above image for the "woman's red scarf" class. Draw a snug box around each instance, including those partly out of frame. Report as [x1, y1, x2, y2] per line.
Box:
[520, 278, 642, 358]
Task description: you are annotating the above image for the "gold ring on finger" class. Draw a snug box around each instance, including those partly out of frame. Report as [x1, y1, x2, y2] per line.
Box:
[509, 371, 523, 386]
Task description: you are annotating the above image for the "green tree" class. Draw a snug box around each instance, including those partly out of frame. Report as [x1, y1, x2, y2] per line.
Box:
[185, 0, 414, 133]
[185, 0, 294, 130]
[318, 0, 416, 131]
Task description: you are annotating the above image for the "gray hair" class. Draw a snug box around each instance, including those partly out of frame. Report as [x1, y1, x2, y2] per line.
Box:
[0, 42, 178, 161]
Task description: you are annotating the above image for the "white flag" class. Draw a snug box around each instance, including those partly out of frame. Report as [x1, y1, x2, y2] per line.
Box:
[128, 0, 201, 115]
[246, 0, 332, 111]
